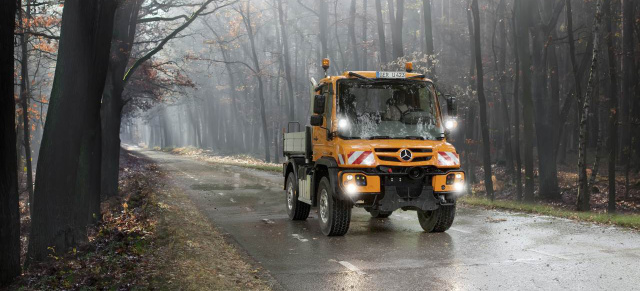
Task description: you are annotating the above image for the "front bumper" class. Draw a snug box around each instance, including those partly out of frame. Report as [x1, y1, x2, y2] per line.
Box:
[338, 168, 464, 212]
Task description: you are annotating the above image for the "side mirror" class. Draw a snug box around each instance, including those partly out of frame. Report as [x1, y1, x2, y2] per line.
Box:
[446, 95, 457, 117]
[313, 95, 326, 115]
[310, 115, 323, 126]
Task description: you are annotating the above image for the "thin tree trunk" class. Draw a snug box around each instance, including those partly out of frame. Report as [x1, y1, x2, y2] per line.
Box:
[515, 0, 536, 202]
[348, 0, 360, 69]
[471, 0, 494, 200]
[0, 0, 20, 283]
[19, 0, 34, 210]
[605, 0, 618, 213]
[492, 0, 513, 177]
[361, 0, 368, 70]
[242, 1, 270, 162]
[375, 0, 388, 64]
[577, 0, 603, 211]
[511, 11, 523, 201]
[422, 0, 436, 79]
[277, 0, 295, 121]
[621, 0, 636, 199]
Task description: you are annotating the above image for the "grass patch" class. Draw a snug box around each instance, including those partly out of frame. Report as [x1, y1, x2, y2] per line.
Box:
[460, 196, 640, 230]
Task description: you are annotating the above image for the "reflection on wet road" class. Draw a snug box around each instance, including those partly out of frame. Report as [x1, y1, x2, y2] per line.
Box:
[135, 148, 640, 291]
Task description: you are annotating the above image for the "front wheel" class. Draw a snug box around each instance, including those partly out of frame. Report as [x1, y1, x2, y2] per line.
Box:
[286, 172, 310, 220]
[417, 203, 456, 232]
[317, 177, 351, 236]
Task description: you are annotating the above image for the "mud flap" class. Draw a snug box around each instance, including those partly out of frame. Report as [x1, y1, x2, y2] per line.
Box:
[378, 186, 439, 212]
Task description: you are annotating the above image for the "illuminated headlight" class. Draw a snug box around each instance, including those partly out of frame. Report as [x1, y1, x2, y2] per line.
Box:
[453, 182, 465, 192]
[455, 173, 462, 179]
[338, 119, 349, 129]
[346, 184, 357, 195]
[445, 119, 458, 130]
[346, 174, 353, 181]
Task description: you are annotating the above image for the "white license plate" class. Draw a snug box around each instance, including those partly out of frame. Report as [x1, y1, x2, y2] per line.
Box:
[376, 71, 406, 79]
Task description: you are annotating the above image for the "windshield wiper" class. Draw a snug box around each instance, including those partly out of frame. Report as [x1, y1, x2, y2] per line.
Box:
[347, 72, 374, 82]
[403, 136, 425, 140]
[367, 135, 391, 140]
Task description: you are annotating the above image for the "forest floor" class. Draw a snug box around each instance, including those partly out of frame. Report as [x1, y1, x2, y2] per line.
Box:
[7, 149, 272, 290]
[164, 146, 640, 230]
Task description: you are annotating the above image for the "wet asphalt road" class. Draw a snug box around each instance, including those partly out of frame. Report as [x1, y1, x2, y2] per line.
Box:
[133, 148, 640, 291]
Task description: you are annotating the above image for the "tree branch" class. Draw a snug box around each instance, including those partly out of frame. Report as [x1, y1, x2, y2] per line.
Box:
[123, 0, 236, 83]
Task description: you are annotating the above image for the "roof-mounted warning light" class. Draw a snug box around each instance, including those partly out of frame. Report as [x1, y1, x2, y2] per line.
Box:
[405, 62, 413, 73]
[322, 58, 330, 77]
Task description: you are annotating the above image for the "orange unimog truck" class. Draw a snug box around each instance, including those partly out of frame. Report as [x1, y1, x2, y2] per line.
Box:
[282, 59, 465, 236]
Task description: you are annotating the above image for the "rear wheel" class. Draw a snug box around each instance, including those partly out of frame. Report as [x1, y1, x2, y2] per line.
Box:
[318, 177, 351, 236]
[370, 209, 393, 218]
[286, 172, 310, 220]
[417, 203, 456, 232]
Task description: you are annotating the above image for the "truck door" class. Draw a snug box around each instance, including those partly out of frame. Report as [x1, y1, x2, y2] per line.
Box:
[312, 83, 333, 160]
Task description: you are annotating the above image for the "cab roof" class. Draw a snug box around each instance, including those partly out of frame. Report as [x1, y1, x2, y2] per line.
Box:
[320, 71, 433, 84]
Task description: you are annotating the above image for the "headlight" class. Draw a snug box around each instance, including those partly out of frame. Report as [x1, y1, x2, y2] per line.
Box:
[445, 119, 458, 130]
[346, 184, 357, 195]
[453, 182, 465, 192]
[338, 119, 349, 129]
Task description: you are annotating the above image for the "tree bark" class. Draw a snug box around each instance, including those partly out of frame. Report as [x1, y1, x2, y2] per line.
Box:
[19, 0, 34, 210]
[388, 0, 404, 59]
[621, 0, 636, 199]
[0, 0, 20, 284]
[511, 11, 523, 201]
[422, 0, 436, 79]
[361, 0, 368, 70]
[605, 0, 618, 213]
[101, 0, 143, 199]
[241, 1, 271, 162]
[471, 0, 494, 200]
[277, 0, 295, 121]
[375, 0, 388, 64]
[492, 0, 513, 177]
[515, 0, 536, 202]
[348, 0, 360, 69]
[28, 0, 117, 261]
[577, 0, 603, 212]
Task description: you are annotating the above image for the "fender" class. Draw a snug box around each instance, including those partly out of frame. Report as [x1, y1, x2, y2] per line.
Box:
[315, 157, 345, 200]
[283, 157, 305, 190]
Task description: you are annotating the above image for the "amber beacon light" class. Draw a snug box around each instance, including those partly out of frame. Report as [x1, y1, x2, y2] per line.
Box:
[405, 62, 413, 73]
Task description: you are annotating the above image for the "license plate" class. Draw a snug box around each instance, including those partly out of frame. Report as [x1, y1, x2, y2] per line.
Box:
[376, 71, 406, 79]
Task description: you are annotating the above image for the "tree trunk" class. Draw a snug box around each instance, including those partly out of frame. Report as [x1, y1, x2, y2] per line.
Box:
[19, 0, 34, 211]
[471, 0, 494, 200]
[605, 0, 618, 213]
[511, 12, 523, 201]
[422, 0, 436, 79]
[375, 0, 388, 64]
[621, 0, 636, 199]
[28, 0, 117, 261]
[0, 0, 20, 284]
[577, 0, 603, 212]
[388, 0, 404, 59]
[242, 2, 270, 163]
[101, 0, 142, 199]
[515, 0, 536, 202]
[277, 0, 295, 121]
[492, 0, 513, 177]
[348, 0, 360, 69]
[361, 0, 368, 70]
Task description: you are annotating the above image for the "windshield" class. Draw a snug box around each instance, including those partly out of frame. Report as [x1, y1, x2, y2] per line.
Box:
[336, 79, 442, 140]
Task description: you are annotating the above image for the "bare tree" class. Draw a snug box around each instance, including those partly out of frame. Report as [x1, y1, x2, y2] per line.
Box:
[577, 0, 604, 211]
[471, 0, 493, 199]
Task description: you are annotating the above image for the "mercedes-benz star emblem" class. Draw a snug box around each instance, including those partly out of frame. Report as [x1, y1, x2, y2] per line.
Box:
[400, 149, 412, 162]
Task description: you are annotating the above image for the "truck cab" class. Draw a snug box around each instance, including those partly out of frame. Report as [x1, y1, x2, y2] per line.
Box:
[283, 60, 465, 236]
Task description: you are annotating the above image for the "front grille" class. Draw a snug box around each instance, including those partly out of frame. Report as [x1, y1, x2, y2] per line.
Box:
[374, 148, 400, 153]
[409, 148, 433, 153]
[412, 156, 432, 162]
[378, 156, 400, 162]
